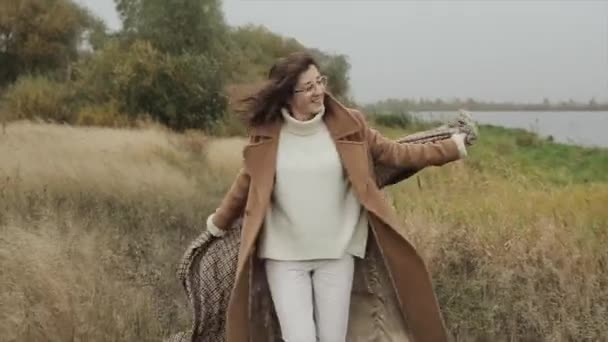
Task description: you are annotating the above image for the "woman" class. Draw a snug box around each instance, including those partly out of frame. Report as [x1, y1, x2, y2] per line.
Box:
[206, 52, 471, 342]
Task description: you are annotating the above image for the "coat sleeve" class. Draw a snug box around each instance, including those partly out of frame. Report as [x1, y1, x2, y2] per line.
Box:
[206, 167, 250, 236]
[353, 110, 464, 170]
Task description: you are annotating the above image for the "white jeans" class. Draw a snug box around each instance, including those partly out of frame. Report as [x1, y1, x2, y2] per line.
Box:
[264, 255, 355, 342]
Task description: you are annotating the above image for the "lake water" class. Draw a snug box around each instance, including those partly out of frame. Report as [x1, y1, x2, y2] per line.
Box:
[411, 111, 608, 148]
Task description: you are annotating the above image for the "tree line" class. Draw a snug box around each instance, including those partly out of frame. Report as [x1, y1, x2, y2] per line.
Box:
[2, 0, 603, 132]
[364, 97, 608, 115]
[0, 0, 352, 131]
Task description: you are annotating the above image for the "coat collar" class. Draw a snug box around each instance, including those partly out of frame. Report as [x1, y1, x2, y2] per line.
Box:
[250, 92, 361, 140]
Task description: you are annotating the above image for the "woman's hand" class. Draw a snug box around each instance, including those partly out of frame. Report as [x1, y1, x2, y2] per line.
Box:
[206, 213, 227, 237]
[456, 109, 479, 146]
[206, 167, 250, 237]
[450, 133, 468, 158]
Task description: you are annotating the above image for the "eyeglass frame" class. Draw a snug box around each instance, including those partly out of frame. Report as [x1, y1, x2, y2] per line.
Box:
[293, 75, 328, 95]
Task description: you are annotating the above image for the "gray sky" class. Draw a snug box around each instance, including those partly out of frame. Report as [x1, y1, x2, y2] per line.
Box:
[76, 0, 608, 104]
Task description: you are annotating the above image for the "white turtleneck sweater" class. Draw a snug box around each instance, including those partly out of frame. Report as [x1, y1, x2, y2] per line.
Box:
[256, 106, 369, 261]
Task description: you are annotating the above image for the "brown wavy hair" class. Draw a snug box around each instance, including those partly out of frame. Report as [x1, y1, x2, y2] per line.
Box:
[237, 51, 320, 127]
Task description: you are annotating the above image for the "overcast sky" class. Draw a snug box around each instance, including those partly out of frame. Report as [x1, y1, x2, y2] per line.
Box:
[76, 0, 608, 104]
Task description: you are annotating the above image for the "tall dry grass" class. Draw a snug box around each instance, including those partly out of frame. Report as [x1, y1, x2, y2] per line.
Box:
[0, 121, 240, 341]
[390, 163, 608, 341]
[1, 120, 606, 341]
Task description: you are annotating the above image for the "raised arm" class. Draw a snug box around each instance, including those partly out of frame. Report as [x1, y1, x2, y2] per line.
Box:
[354, 110, 468, 169]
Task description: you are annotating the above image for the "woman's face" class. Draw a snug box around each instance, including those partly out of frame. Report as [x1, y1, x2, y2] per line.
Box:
[288, 64, 327, 118]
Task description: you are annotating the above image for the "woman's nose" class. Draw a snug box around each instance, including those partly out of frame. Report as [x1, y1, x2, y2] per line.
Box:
[312, 84, 324, 97]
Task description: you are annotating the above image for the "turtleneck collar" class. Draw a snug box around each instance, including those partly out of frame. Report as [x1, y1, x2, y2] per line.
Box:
[280, 106, 326, 136]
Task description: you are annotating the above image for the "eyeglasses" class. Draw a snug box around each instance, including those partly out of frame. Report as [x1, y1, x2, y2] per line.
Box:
[293, 75, 328, 95]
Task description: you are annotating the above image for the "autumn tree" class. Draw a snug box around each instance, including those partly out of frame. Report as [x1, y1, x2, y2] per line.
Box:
[0, 0, 100, 85]
[115, 0, 227, 57]
[68, 0, 230, 130]
[225, 25, 352, 100]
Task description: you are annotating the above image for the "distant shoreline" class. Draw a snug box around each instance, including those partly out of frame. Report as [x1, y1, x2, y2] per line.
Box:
[368, 107, 608, 113]
[413, 108, 608, 112]
[364, 101, 608, 113]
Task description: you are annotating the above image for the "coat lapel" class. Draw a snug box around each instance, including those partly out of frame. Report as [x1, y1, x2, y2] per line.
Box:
[243, 130, 278, 203]
[239, 122, 279, 276]
[324, 93, 370, 198]
[323, 93, 361, 140]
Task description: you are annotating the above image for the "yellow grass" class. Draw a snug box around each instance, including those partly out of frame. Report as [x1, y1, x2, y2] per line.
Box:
[1, 121, 606, 341]
[203, 136, 247, 172]
[389, 165, 608, 340]
[0, 121, 199, 197]
[0, 121, 228, 341]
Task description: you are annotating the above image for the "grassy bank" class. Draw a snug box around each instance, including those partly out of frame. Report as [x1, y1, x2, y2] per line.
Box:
[374, 120, 608, 340]
[0, 120, 606, 341]
[376, 119, 608, 185]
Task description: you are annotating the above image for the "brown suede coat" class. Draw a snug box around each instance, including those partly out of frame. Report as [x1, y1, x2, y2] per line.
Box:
[212, 93, 461, 342]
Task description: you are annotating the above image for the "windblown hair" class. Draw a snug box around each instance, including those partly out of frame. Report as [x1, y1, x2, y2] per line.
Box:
[238, 51, 320, 127]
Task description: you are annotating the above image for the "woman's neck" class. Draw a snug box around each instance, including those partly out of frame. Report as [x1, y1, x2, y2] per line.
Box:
[290, 109, 313, 121]
[281, 106, 326, 136]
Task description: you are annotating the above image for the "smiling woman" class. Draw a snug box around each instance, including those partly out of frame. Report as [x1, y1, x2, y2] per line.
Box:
[290, 72, 328, 120]
[190, 51, 475, 342]
[237, 52, 329, 126]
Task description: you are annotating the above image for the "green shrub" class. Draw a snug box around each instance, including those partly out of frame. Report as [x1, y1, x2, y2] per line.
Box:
[373, 112, 412, 128]
[76, 102, 130, 127]
[514, 130, 543, 147]
[3, 75, 76, 123]
[209, 111, 247, 137]
[75, 40, 227, 131]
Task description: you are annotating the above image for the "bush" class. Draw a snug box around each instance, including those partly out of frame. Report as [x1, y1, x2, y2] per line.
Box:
[76, 102, 131, 127]
[373, 112, 412, 128]
[209, 111, 247, 137]
[3, 75, 76, 123]
[514, 130, 543, 147]
[74, 40, 227, 131]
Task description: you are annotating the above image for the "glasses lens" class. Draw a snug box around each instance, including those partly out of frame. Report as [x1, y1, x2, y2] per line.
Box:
[294, 76, 327, 94]
[319, 76, 327, 87]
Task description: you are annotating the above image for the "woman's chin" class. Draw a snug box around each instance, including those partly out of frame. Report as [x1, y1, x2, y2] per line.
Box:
[310, 103, 324, 114]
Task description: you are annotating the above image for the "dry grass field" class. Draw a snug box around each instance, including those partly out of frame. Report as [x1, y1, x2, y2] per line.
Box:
[1, 121, 606, 341]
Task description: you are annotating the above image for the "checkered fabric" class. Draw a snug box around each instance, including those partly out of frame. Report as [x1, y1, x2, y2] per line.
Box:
[167, 219, 241, 342]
